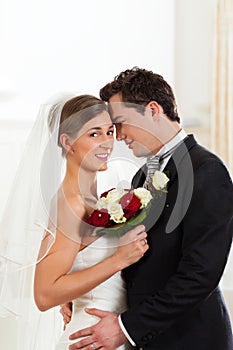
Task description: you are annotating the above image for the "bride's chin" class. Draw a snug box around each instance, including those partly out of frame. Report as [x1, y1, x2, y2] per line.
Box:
[98, 163, 108, 172]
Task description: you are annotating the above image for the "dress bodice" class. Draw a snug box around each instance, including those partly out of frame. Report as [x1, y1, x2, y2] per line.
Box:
[55, 234, 131, 350]
[70, 234, 127, 314]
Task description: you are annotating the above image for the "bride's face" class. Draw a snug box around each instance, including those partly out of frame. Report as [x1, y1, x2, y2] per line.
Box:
[71, 111, 114, 172]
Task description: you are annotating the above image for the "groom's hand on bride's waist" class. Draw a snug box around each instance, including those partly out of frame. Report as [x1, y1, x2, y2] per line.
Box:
[69, 308, 127, 350]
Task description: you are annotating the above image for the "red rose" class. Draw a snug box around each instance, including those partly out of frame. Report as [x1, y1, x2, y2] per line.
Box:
[88, 209, 112, 227]
[100, 188, 116, 198]
[120, 192, 141, 219]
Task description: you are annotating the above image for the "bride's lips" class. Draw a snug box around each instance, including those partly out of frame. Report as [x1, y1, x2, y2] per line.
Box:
[95, 153, 110, 161]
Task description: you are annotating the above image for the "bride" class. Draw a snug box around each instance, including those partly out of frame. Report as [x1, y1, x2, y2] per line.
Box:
[32, 94, 148, 350]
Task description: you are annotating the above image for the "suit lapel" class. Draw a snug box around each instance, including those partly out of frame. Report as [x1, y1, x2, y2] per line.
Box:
[164, 135, 197, 188]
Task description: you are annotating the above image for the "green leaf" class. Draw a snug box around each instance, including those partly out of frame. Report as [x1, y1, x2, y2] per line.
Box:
[92, 207, 148, 237]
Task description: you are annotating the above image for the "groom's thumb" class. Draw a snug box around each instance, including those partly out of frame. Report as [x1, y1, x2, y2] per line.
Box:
[84, 308, 110, 318]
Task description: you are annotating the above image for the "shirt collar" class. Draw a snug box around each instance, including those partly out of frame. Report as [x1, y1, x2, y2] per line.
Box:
[155, 129, 187, 157]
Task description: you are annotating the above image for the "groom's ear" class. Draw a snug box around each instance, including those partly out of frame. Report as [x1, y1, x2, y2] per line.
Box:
[146, 100, 163, 118]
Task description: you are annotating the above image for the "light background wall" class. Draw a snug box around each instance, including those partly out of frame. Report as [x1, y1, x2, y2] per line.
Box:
[1, 0, 232, 348]
[0, 0, 175, 215]
[174, 0, 215, 142]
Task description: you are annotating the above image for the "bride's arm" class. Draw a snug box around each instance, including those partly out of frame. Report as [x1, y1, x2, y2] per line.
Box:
[34, 225, 148, 312]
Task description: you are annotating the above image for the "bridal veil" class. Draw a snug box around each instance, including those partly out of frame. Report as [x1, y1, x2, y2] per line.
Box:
[0, 95, 73, 349]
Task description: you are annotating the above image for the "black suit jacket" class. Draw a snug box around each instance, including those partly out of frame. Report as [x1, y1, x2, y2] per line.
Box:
[121, 135, 233, 350]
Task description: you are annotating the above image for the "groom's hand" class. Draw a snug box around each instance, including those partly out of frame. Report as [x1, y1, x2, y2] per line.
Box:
[69, 308, 127, 350]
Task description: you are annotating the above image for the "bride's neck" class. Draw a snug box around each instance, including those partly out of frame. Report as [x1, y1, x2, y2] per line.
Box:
[63, 163, 97, 200]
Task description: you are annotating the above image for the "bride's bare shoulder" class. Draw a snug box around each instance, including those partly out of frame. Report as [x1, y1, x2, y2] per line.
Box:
[56, 189, 89, 241]
[58, 188, 87, 218]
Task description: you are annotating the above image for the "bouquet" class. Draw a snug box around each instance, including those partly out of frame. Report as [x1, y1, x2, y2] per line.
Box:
[88, 170, 169, 236]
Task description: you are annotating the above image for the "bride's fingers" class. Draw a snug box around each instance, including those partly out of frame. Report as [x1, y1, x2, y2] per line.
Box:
[63, 317, 71, 331]
[120, 225, 146, 245]
[135, 235, 149, 256]
[60, 303, 72, 318]
[140, 237, 148, 246]
[62, 311, 71, 322]
[131, 225, 145, 238]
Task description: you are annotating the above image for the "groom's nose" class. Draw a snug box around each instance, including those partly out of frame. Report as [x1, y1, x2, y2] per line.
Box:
[115, 123, 126, 141]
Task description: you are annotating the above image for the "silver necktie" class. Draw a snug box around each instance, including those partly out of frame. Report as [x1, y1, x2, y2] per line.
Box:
[143, 138, 186, 191]
[143, 155, 160, 191]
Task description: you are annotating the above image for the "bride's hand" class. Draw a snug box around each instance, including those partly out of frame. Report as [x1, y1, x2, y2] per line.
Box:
[113, 225, 148, 270]
[60, 302, 73, 330]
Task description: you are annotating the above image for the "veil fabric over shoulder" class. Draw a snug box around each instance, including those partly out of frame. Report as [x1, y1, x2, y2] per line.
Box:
[0, 95, 74, 349]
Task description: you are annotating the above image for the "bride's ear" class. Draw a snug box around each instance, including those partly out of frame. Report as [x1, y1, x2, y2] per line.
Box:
[60, 134, 74, 154]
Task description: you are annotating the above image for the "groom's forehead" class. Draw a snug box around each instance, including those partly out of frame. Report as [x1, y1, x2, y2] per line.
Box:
[108, 101, 125, 113]
[108, 101, 131, 120]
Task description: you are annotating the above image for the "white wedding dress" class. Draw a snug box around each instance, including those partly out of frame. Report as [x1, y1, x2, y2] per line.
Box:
[55, 234, 132, 350]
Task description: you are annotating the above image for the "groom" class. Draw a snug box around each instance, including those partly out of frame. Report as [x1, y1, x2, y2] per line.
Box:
[68, 68, 233, 349]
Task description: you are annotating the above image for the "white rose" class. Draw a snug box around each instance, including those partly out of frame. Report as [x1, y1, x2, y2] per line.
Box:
[152, 170, 169, 190]
[95, 197, 108, 210]
[107, 202, 126, 223]
[133, 188, 153, 208]
[106, 188, 126, 203]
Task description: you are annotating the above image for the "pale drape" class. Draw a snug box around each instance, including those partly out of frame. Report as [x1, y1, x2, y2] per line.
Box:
[211, 0, 233, 293]
[211, 0, 233, 176]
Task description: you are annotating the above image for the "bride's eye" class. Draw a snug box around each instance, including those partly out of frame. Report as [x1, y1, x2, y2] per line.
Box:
[107, 130, 114, 136]
[90, 132, 98, 137]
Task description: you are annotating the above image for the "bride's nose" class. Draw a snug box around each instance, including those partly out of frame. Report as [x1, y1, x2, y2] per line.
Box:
[99, 139, 113, 150]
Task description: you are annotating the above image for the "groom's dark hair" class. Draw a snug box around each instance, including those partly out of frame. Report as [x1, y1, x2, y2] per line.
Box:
[100, 67, 180, 123]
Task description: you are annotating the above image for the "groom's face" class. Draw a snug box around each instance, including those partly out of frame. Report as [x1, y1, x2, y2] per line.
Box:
[109, 93, 160, 157]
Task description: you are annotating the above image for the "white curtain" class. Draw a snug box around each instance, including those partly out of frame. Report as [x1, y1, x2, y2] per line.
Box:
[211, 0, 233, 176]
[211, 0, 233, 293]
